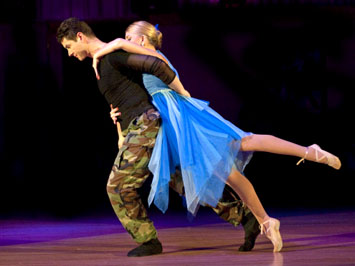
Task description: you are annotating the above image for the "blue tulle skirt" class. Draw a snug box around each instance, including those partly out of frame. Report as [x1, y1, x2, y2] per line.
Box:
[148, 89, 253, 215]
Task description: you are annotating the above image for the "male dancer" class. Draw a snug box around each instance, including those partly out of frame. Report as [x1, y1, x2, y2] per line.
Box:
[56, 17, 259, 257]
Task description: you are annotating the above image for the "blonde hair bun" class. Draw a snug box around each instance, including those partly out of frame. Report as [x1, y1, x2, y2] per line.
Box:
[126, 21, 163, 49]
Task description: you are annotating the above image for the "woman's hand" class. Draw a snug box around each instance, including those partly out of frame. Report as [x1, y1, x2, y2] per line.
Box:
[93, 39, 125, 80]
[180, 90, 191, 97]
[110, 104, 121, 125]
[92, 54, 101, 80]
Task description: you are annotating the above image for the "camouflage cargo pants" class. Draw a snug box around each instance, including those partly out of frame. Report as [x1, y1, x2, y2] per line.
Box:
[107, 108, 160, 244]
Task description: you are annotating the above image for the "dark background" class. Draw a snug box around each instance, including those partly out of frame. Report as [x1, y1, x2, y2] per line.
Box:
[0, 1, 354, 218]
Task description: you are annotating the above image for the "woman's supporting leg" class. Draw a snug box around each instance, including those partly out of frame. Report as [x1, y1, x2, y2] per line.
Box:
[227, 168, 283, 252]
[227, 169, 268, 225]
[240, 134, 341, 169]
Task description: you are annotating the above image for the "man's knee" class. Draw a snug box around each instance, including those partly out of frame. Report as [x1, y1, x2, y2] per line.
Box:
[106, 165, 128, 204]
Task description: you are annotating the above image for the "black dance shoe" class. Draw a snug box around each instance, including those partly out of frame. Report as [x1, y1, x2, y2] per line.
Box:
[239, 212, 261, 252]
[127, 238, 163, 257]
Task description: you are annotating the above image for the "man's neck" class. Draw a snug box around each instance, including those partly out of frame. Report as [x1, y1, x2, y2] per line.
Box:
[87, 38, 107, 58]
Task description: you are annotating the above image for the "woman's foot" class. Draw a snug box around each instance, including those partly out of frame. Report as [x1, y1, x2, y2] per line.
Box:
[297, 144, 341, 170]
[310, 144, 341, 169]
[260, 218, 283, 252]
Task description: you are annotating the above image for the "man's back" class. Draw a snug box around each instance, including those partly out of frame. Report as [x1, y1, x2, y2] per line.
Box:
[97, 50, 154, 130]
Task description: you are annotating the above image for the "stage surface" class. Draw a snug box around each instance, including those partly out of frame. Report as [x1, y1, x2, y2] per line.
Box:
[1, 209, 354, 265]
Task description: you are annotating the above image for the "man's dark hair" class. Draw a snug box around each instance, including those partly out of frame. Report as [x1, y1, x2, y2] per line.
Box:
[56, 17, 96, 43]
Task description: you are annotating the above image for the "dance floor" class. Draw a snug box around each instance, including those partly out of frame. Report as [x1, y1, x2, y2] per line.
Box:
[1, 209, 355, 266]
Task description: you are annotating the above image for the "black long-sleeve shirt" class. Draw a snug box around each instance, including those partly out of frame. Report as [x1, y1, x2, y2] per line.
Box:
[97, 50, 176, 130]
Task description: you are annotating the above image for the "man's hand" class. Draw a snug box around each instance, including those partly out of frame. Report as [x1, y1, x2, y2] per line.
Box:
[110, 104, 121, 125]
[118, 137, 125, 149]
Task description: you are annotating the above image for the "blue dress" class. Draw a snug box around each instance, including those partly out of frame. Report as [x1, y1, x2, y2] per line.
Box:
[145, 51, 253, 215]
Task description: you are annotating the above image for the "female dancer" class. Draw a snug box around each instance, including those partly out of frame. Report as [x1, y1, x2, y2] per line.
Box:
[93, 21, 341, 252]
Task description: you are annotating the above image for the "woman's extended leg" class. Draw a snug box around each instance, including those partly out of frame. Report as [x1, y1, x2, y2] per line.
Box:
[227, 169, 283, 252]
[240, 134, 341, 169]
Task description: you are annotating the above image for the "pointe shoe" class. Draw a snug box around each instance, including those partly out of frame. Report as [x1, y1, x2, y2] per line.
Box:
[296, 144, 341, 170]
[260, 218, 283, 252]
